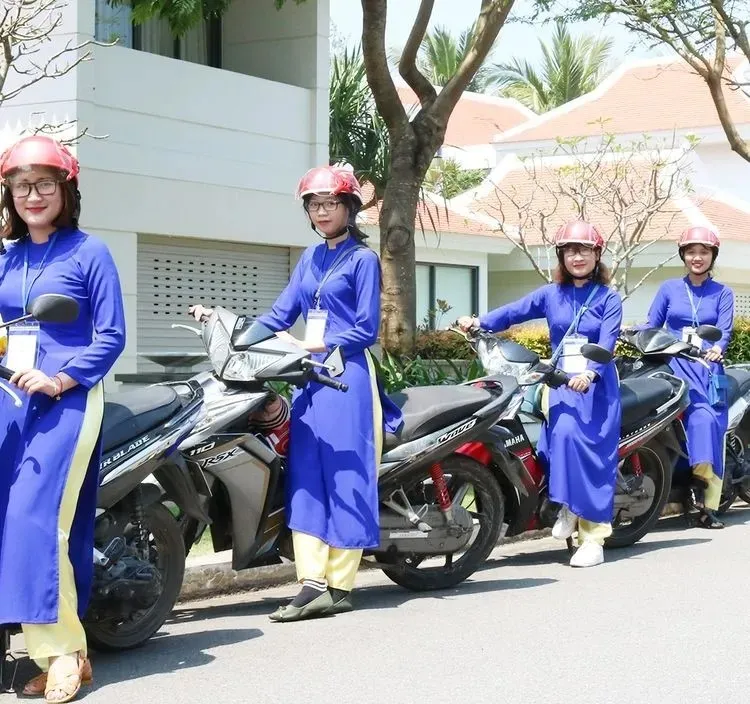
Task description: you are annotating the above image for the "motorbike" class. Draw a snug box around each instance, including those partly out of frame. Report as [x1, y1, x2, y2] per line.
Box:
[2, 294, 207, 693]
[616, 324, 750, 515]
[167, 306, 527, 593]
[450, 325, 690, 550]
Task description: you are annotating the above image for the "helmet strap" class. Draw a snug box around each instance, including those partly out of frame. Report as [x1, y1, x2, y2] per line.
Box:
[310, 222, 350, 240]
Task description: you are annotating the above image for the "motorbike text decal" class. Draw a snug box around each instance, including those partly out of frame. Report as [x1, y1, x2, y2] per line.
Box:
[437, 418, 477, 444]
[198, 446, 242, 469]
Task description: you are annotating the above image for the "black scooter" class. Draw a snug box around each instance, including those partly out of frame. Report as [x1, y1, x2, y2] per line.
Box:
[169, 307, 520, 593]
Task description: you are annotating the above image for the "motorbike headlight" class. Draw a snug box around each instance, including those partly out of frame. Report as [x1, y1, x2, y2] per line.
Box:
[519, 370, 545, 386]
[221, 351, 280, 382]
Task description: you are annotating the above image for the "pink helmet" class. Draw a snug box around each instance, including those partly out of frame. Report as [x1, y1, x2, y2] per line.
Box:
[554, 220, 605, 249]
[296, 165, 363, 206]
[678, 226, 720, 250]
[0, 135, 79, 182]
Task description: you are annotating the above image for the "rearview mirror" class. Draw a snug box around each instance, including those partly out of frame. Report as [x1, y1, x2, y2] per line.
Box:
[27, 294, 79, 324]
[323, 346, 345, 378]
[696, 325, 722, 344]
[581, 343, 613, 364]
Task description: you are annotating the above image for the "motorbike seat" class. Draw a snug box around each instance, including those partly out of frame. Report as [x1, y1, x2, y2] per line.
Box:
[101, 386, 182, 453]
[725, 368, 750, 405]
[619, 377, 674, 427]
[383, 385, 492, 452]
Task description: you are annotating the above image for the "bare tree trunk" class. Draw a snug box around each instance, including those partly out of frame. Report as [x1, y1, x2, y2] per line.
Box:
[379, 121, 441, 353]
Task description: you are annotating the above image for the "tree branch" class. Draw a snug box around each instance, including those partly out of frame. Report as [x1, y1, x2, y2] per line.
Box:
[361, 0, 407, 133]
[710, 0, 750, 61]
[398, 0, 438, 108]
[432, 0, 516, 122]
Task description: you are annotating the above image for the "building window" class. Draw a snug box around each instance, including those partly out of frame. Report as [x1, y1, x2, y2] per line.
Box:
[94, 0, 133, 47]
[95, 2, 222, 69]
[132, 16, 222, 67]
[416, 263, 478, 330]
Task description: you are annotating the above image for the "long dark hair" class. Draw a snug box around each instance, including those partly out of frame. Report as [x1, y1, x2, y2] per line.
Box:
[553, 247, 612, 286]
[0, 172, 80, 245]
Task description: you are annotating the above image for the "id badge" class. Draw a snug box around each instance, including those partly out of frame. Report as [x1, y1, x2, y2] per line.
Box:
[305, 309, 328, 343]
[682, 326, 698, 346]
[561, 334, 587, 375]
[6, 322, 39, 371]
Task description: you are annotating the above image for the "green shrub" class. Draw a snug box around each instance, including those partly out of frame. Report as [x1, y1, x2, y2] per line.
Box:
[726, 317, 750, 364]
[414, 329, 474, 360]
[500, 323, 552, 359]
[373, 350, 484, 393]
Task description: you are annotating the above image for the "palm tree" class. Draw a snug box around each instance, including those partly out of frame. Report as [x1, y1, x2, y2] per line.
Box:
[329, 46, 389, 207]
[488, 22, 613, 113]
[389, 23, 494, 93]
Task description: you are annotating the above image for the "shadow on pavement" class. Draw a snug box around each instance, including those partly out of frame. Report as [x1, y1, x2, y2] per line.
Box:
[7, 627, 261, 696]
[486, 536, 711, 569]
[168, 576, 557, 626]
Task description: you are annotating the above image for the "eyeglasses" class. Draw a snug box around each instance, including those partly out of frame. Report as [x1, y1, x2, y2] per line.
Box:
[306, 199, 341, 213]
[7, 179, 60, 198]
[563, 246, 597, 258]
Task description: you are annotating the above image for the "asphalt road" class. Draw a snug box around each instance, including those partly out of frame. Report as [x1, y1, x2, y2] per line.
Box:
[7, 508, 750, 704]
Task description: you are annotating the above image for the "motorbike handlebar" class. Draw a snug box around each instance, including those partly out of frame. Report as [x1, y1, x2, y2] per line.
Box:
[0, 364, 12, 381]
[309, 371, 349, 392]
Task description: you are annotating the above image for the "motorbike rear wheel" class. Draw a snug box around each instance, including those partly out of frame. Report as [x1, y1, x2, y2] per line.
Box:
[730, 427, 750, 506]
[85, 503, 186, 652]
[605, 440, 672, 548]
[377, 456, 504, 592]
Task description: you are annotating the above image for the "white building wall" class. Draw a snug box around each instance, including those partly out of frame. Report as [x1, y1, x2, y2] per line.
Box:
[693, 143, 750, 202]
[0, 0, 329, 386]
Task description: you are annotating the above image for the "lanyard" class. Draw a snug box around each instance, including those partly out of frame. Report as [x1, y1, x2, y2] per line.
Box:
[313, 244, 363, 309]
[550, 284, 600, 365]
[684, 282, 703, 327]
[22, 234, 57, 311]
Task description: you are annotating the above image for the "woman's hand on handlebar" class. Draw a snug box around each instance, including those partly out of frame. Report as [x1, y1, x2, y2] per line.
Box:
[188, 304, 214, 323]
[567, 373, 592, 393]
[704, 345, 723, 363]
[456, 316, 480, 333]
[10, 368, 58, 397]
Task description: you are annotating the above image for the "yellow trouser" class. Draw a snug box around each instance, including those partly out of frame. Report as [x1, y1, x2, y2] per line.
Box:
[22, 384, 103, 671]
[541, 386, 612, 544]
[293, 531, 362, 591]
[692, 462, 722, 512]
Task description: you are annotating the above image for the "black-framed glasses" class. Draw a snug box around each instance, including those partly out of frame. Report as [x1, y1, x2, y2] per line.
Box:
[7, 179, 60, 198]
[306, 199, 341, 213]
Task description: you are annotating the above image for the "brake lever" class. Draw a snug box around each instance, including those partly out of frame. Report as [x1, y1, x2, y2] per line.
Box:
[0, 381, 23, 408]
[171, 323, 203, 337]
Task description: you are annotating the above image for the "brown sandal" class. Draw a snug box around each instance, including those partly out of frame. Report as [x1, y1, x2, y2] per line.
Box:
[23, 658, 92, 697]
[40, 655, 91, 703]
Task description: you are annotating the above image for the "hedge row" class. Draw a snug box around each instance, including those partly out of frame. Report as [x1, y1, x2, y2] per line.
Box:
[415, 318, 750, 364]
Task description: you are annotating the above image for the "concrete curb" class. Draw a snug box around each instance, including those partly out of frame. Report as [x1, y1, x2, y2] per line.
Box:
[178, 503, 697, 602]
[178, 527, 578, 602]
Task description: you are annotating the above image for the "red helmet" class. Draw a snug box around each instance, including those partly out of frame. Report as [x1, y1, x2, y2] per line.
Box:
[296, 165, 363, 206]
[0, 135, 79, 182]
[678, 226, 720, 250]
[554, 220, 605, 249]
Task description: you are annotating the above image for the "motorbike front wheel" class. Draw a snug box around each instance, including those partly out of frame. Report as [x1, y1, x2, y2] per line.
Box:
[605, 440, 672, 548]
[729, 427, 750, 506]
[85, 503, 186, 652]
[377, 456, 504, 592]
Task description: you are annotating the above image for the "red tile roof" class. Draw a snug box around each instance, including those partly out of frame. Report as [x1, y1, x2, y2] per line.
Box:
[496, 55, 750, 145]
[396, 85, 534, 148]
[358, 182, 499, 238]
[464, 155, 696, 246]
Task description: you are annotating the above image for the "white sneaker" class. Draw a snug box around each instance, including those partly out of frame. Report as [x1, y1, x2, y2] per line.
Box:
[570, 540, 604, 568]
[551, 505, 578, 540]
